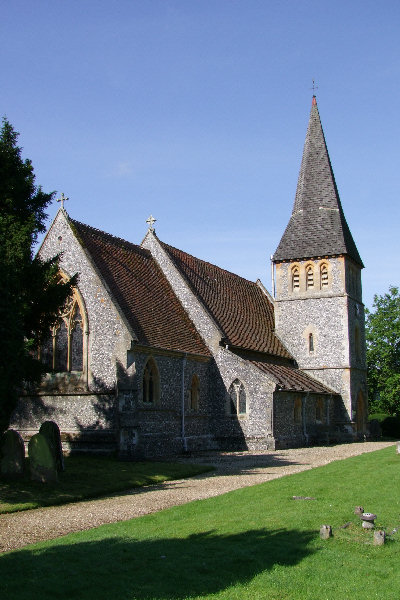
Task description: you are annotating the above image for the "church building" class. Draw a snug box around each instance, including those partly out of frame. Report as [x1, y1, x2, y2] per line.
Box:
[12, 97, 368, 456]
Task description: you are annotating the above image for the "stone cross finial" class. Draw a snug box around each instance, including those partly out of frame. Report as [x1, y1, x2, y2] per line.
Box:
[146, 214, 157, 232]
[57, 193, 69, 210]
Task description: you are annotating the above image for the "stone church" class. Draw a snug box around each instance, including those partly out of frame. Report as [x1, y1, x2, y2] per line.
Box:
[12, 97, 368, 456]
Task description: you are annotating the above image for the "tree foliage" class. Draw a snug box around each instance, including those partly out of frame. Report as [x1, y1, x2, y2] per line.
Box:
[366, 286, 400, 415]
[0, 118, 75, 434]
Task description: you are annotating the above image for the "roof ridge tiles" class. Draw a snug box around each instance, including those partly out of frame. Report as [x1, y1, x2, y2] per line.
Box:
[160, 240, 259, 287]
[70, 218, 149, 257]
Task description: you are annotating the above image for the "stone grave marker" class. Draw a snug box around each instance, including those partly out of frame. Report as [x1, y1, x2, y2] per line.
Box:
[0, 429, 25, 479]
[28, 433, 58, 483]
[39, 421, 64, 472]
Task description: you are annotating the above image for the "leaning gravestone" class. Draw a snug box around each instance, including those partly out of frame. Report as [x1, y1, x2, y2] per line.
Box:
[28, 433, 58, 483]
[0, 429, 25, 479]
[39, 421, 64, 472]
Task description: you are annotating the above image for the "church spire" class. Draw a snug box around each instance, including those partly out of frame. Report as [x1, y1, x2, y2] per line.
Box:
[273, 97, 363, 267]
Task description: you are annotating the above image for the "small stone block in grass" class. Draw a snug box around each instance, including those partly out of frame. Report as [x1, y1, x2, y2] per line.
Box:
[320, 525, 332, 539]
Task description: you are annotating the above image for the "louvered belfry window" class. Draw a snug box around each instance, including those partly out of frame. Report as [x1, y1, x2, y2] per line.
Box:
[321, 264, 328, 288]
[306, 266, 314, 289]
[292, 267, 300, 291]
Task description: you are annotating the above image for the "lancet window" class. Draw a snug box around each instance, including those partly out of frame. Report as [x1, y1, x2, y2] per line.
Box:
[320, 264, 329, 288]
[142, 358, 160, 404]
[306, 265, 314, 289]
[228, 379, 247, 415]
[291, 267, 300, 292]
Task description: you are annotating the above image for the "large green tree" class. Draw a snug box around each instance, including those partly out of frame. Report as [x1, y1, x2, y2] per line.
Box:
[366, 286, 400, 415]
[0, 118, 75, 434]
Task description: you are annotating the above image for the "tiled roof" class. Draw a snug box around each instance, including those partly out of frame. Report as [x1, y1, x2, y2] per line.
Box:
[273, 97, 363, 267]
[70, 219, 210, 356]
[251, 361, 335, 394]
[161, 241, 292, 358]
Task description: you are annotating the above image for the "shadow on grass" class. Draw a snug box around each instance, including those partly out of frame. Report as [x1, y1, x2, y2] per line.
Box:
[0, 527, 316, 599]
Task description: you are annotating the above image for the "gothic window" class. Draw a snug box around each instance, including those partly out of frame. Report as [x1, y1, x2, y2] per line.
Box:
[294, 397, 302, 424]
[320, 264, 328, 288]
[142, 358, 159, 404]
[315, 397, 324, 423]
[40, 290, 85, 373]
[228, 379, 247, 415]
[189, 374, 200, 410]
[292, 267, 300, 292]
[306, 265, 314, 289]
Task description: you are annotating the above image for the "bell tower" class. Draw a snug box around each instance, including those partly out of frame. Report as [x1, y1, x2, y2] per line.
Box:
[273, 96, 367, 435]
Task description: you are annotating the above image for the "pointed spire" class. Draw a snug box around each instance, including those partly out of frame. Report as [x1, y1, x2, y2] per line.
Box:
[274, 97, 363, 267]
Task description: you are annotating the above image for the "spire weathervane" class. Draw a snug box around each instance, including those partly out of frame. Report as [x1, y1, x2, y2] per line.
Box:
[311, 79, 318, 96]
[146, 214, 157, 232]
[57, 192, 69, 210]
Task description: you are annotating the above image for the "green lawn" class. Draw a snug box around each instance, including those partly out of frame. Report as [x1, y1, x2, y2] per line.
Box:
[0, 455, 213, 513]
[1, 446, 399, 599]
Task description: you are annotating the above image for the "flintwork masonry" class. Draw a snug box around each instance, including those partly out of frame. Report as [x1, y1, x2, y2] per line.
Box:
[11, 96, 367, 456]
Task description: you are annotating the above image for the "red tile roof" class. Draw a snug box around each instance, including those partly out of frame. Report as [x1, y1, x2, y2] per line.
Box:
[252, 361, 335, 394]
[161, 241, 292, 358]
[70, 220, 210, 356]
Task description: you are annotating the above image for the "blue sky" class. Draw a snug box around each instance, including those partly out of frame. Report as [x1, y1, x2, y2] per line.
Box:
[2, 0, 399, 309]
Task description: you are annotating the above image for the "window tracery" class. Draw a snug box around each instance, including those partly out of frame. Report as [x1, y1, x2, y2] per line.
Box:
[228, 379, 247, 415]
[40, 291, 84, 372]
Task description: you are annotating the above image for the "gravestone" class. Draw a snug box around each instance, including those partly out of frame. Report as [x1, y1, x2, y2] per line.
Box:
[28, 433, 58, 483]
[39, 421, 64, 472]
[0, 429, 25, 479]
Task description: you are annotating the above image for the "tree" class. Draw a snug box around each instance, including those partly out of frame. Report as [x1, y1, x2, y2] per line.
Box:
[366, 286, 400, 415]
[0, 118, 75, 434]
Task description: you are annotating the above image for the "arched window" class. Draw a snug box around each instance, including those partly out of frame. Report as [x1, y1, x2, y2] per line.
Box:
[294, 397, 302, 424]
[228, 379, 247, 415]
[292, 267, 300, 292]
[40, 289, 85, 373]
[320, 264, 328, 288]
[189, 374, 200, 410]
[306, 265, 314, 289]
[142, 358, 159, 404]
[315, 397, 324, 423]
[309, 333, 314, 353]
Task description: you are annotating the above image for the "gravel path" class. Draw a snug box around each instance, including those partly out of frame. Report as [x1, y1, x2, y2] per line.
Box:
[0, 441, 394, 554]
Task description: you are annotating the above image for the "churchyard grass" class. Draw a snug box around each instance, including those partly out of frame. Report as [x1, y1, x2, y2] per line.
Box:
[0, 455, 212, 513]
[1, 446, 399, 599]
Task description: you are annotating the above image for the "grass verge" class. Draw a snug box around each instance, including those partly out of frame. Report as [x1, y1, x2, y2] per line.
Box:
[0, 446, 399, 599]
[0, 455, 213, 513]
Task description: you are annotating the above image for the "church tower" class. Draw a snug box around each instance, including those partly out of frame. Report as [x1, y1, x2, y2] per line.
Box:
[273, 96, 367, 435]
